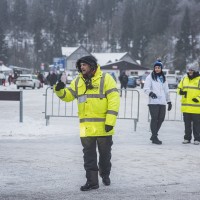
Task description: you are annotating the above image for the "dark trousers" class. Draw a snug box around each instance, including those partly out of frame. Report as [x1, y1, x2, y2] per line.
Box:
[149, 104, 166, 138]
[183, 113, 200, 142]
[120, 84, 127, 96]
[80, 136, 113, 184]
[120, 84, 127, 90]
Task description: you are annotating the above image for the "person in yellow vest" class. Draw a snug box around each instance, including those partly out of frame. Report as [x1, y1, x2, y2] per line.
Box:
[54, 56, 120, 191]
[177, 62, 200, 145]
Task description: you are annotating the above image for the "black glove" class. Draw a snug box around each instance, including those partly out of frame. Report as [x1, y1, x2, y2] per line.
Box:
[179, 89, 187, 98]
[149, 92, 157, 99]
[192, 98, 199, 103]
[105, 125, 113, 132]
[55, 81, 65, 91]
[167, 102, 172, 111]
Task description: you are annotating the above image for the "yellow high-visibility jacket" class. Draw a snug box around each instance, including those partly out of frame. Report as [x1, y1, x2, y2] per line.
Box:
[177, 75, 200, 113]
[54, 66, 120, 137]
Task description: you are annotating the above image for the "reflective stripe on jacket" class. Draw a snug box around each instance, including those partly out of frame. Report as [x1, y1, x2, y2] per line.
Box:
[177, 75, 200, 113]
[54, 65, 120, 137]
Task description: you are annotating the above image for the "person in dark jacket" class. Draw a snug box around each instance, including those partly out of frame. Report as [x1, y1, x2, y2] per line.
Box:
[37, 72, 44, 87]
[49, 71, 57, 87]
[8, 73, 13, 85]
[119, 71, 128, 97]
[13, 72, 18, 84]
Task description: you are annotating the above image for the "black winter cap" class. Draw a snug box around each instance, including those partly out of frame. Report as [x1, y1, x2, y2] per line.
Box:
[76, 56, 97, 73]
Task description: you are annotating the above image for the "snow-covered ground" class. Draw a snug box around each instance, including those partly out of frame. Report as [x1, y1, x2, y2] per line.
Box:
[0, 84, 200, 200]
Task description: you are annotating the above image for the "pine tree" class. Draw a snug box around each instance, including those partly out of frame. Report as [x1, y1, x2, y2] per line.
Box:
[129, 0, 155, 64]
[11, 0, 28, 31]
[174, 7, 192, 72]
[0, 24, 8, 64]
[64, 0, 81, 46]
[150, 0, 175, 36]
[120, 1, 134, 51]
[0, 0, 9, 29]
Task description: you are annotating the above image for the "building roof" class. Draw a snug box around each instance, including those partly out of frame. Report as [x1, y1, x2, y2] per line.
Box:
[0, 64, 12, 72]
[61, 46, 140, 67]
[9, 65, 32, 72]
[61, 47, 79, 57]
[92, 52, 129, 66]
[101, 60, 149, 71]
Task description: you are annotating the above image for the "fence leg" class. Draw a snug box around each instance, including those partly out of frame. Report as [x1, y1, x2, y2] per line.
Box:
[134, 119, 137, 131]
[46, 116, 50, 126]
[19, 91, 23, 122]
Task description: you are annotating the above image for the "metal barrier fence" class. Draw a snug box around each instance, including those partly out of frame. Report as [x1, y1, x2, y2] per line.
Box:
[0, 90, 23, 122]
[44, 87, 140, 131]
[148, 91, 183, 122]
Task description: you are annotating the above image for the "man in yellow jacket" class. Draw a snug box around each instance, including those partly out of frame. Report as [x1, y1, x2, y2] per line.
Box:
[177, 62, 200, 145]
[54, 56, 120, 191]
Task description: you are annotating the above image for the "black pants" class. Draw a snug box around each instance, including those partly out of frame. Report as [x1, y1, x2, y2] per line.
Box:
[120, 84, 127, 90]
[120, 84, 127, 96]
[149, 104, 166, 138]
[183, 113, 200, 142]
[81, 136, 113, 182]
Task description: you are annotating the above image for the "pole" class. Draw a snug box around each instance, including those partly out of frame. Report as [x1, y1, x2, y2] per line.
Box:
[19, 90, 23, 122]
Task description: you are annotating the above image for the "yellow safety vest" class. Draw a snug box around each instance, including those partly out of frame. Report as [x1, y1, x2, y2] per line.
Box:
[54, 66, 120, 137]
[177, 75, 200, 113]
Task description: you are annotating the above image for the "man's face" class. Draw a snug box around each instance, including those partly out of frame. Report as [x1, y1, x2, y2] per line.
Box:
[154, 66, 162, 73]
[80, 63, 91, 75]
[188, 69, 194, 76]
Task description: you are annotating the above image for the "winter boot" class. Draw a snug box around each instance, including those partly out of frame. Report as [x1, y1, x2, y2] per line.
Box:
[80, 182, 99, 191]
[80, 171, 99, 191]
[152, 137, 162, 145]
[102, 176, 111, 186]
[182, 139, 190, 144]
[194, 140, 200, 145]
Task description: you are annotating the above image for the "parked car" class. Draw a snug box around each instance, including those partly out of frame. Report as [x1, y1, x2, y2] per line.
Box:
[131, 75, 140, 86]
[16, 74, 41, 89]
[166, 75, 178, 89]
[127, 76, 137, 88]
[140, 74, 148, 89]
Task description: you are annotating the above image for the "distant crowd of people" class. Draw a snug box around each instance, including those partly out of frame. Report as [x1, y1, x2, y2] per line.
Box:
[35, 71, 72, 87]
[45, 71, 71, 86]
[0, 71, 18, 86]
[0, 70, 73, 87]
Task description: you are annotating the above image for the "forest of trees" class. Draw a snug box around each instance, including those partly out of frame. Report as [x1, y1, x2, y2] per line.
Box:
[0, 0, 200, 72]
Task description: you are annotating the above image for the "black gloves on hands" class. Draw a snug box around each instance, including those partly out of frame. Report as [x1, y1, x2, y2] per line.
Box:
[192, 98, 199, 103]
[55, 81, 65, 91]
[179, 89, 187, 98]
[149, 92, 157, 99]
[105, 125, 113, 132]
[180, 89, 199, 102]
[167, 102, 172, 111]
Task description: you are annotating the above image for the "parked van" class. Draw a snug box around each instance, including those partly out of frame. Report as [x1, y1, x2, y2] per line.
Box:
[166, 75, 178, 89]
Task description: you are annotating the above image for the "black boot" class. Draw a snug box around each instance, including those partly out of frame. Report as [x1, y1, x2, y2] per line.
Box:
[80, 182, 99, 191]
[80, 171, 99, 191]
[152, 137, 162, 145]
[102, 176, 111, 186]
